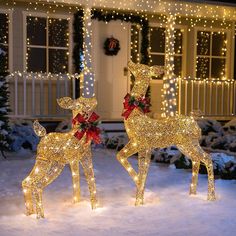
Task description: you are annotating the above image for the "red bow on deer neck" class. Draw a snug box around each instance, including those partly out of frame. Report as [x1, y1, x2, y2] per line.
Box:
[72, 112, 101, 144]
[122, 93, 151, 120]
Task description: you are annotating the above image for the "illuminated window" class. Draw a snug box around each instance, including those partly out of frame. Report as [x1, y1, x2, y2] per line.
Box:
[149, 26, 184, 79]
[196, 30, 227, 79]
[0, 13, 9, 73]
[26, 15, 70, 73]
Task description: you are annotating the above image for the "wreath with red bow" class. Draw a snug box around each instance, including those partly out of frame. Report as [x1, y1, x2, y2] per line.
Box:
[104, 37, 120, 56]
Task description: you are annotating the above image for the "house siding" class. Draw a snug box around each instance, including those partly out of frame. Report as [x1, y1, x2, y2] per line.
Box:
[1, 2, 235, 119]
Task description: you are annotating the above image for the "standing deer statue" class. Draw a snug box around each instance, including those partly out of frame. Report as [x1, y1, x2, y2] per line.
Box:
[117, 61, 216, 206]
[22, 96, 100, 218]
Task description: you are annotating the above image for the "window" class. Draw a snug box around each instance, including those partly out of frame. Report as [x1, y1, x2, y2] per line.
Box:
[196, 30, 227, 79]
[149, 26, 185, 79]
[0, 13, 9, 73]
[26, 15, 71, 74]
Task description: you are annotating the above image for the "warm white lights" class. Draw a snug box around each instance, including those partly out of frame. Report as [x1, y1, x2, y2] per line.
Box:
[22, 96, 98, 218]
[117, 61, 216, 206]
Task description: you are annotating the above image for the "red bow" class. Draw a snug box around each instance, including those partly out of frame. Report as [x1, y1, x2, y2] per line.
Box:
[72, 112, 101, 144]
[122, 93, 150, 119]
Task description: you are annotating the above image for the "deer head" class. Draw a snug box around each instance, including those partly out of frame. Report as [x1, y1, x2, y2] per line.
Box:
[57, 96, 97, 118]
[128, 61, 165, 81]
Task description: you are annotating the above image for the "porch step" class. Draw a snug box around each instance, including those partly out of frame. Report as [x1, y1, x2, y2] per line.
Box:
[99, 120, 125, 133]
[40, 121, 60, 133]
[40, 120, 126, 134]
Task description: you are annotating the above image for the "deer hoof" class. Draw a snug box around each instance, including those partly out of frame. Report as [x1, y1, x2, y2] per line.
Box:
[135, 198, 144, 206]
[207, 193, 216, 201]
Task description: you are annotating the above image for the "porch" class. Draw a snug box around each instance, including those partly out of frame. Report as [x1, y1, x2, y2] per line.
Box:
[7, 72, 236, 121]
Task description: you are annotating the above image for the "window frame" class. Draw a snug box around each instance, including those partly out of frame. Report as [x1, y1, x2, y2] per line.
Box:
[149, 23, 187, 80]
[194, 27, 231, 80]
[23, 11, 73, 74]
[0, 8, 13, 73]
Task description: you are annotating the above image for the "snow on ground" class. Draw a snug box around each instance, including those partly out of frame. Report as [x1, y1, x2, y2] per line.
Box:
[0, 149, 236, 236]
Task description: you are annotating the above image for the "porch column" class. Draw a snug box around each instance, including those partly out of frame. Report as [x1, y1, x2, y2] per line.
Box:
[82, 6, 95, 98]
[161, 14, 177, 117]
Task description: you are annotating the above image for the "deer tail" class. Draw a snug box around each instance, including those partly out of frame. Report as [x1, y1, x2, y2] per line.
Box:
[33, 120, 47, 137]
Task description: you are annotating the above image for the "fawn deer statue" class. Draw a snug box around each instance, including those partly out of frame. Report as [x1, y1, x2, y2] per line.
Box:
[117, 61, 216, 206]
[22, 96, 100, 218]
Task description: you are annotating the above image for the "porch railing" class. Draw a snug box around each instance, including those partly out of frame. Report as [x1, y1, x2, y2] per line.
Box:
[178, 78, 236, 118]
[7, 73, 236, 120]
[7, 72, 79, 120]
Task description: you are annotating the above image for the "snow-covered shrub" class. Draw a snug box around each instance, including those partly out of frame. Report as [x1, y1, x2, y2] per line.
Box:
[222, 119, 236, 135]
[197, 119, 222, 135]
[9, 119, 39, 152]
[172, 153, 192, 169]
[55, 119, 72, 133]
[220, 161, 236, 180]
[105, 134, 128, 150]
[152, 147, 180, 164]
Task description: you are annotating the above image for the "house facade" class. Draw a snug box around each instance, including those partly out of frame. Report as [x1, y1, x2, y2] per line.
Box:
[0, 0, 235, 120]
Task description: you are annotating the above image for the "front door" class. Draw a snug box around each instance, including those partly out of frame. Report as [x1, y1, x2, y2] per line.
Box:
[92, 20, 130, 120]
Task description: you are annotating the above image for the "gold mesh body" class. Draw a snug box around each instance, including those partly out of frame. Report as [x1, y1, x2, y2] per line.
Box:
[22, 97, 98, 219]
[117, 61, 216, 206]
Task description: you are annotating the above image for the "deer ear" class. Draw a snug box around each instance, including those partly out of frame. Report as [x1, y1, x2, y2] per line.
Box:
[151, 65, 165, 77]
[127, 60, 137, 76]
[57, 97, 74, 110]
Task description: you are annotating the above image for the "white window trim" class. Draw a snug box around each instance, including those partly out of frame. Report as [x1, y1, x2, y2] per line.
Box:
[149, 23, 187, 81]
[194, 26, 231, 80]
[22, 11, 73, 74]
[0, 8, 13, 73]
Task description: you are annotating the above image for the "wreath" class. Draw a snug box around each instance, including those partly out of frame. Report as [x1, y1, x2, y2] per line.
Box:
[104, 37, 120, 56]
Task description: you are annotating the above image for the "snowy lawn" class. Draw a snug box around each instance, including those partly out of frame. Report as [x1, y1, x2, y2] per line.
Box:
[0, 148, 236, 236]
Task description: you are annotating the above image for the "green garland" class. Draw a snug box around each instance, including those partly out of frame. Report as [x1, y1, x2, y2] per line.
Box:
[73, 9, 150, 97]
[91, 10, 150, 65]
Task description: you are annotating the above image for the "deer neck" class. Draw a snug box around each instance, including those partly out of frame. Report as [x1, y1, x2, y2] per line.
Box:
[130, 77, 150, 98]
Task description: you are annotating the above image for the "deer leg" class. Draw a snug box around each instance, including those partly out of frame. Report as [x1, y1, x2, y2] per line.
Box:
[80, 155, 98, 209]
[22, 179, 34, 215]
[189, 160, 200, 195]
[135, 149, 151, 206]
[70, 161, 80, 203]
[33, 188, 44, 219]
[201, 153, 216, 201]
[177, 142, 216, 200]
[24, 158, 64, 218]
[177, 145, 200, 195]
[117, 141, 139, 186]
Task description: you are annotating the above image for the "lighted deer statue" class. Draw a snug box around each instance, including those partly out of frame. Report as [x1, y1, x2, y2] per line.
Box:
[117, 61, 216, 206]
[22, 96, 100, 218]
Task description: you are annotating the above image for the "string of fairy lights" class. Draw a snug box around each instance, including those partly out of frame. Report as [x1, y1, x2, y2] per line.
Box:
[161, 14, 177, 117]
[1, 0, 236, 116]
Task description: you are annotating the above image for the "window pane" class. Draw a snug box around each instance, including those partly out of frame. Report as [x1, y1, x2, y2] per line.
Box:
[150, 54, 165, 66]
[174, 29, 183, 54]
[27, 16, 46, 46]
[212, 32, 227, 57]
[150, 27, 165, 53]
[49, 18, 69, 47]
[0, 45, 8, 73]
[27, 47, 46, 72]
[0, 14, 8, 44]
[150, 55, 164, 79]
[211, 58, 226, 79]
[49, 49, 68, 73]
[197, 31, 210, 56]
[174, 56, 182, 77]
[196, 57, 210, 79]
